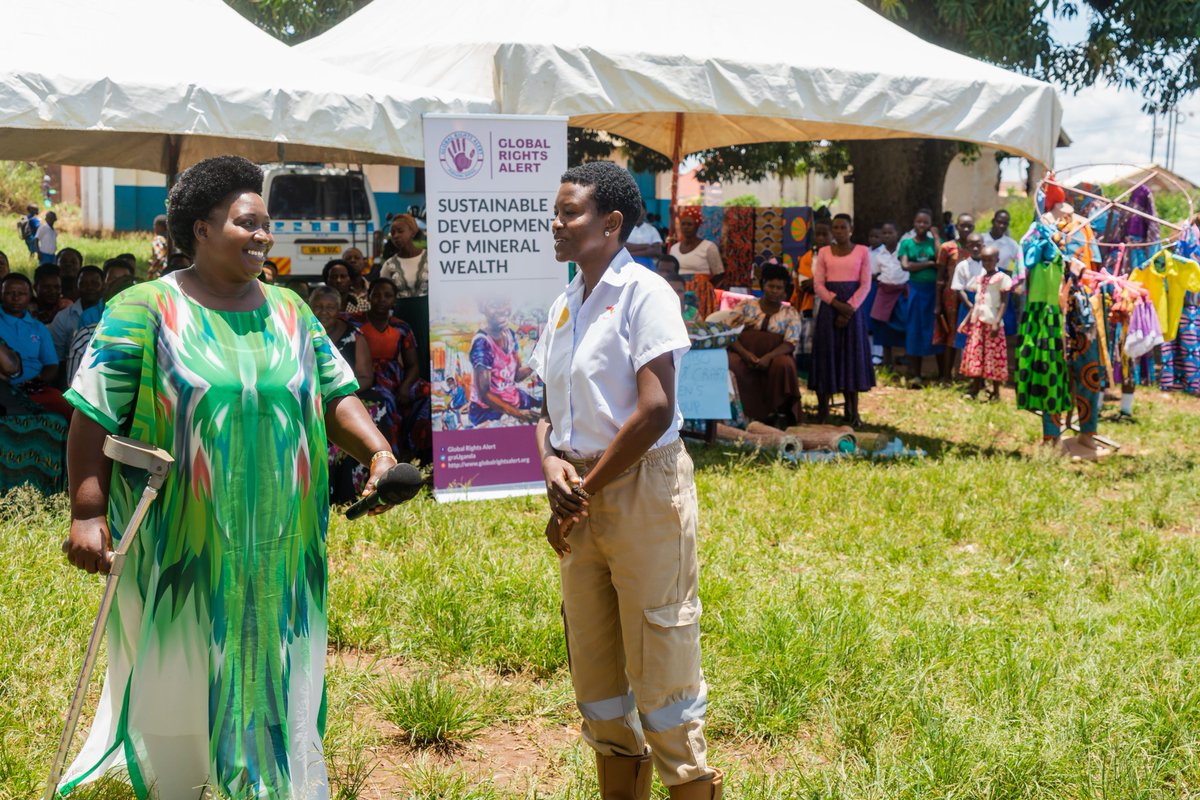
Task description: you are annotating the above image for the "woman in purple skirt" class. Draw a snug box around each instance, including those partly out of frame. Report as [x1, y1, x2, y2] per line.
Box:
[810, 213, 876, 426]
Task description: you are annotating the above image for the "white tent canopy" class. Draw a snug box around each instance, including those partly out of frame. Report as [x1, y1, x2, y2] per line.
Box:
[299, 0, 1061, 166]
[0, 0, 493, 172]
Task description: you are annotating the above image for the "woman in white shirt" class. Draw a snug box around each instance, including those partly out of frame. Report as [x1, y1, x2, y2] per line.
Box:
[669, 208, 723, 279]
[530, 162, 722, 800]
[379, 213, 428, 298]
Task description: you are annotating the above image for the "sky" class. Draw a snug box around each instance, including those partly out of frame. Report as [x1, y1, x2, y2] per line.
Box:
[1007, 8, 1200, 185]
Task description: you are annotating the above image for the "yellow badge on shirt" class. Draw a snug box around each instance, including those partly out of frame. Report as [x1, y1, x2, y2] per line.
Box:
[555, 306, 570, 329]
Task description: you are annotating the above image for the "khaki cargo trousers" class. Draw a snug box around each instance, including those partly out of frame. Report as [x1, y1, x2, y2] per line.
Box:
[560, 439, 712, 787]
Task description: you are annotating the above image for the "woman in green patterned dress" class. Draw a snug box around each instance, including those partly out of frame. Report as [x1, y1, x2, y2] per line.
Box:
[60, 156, 397, 799]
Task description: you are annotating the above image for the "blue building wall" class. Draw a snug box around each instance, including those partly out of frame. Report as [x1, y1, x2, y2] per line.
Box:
[113, 185, 168, 232]
[111, 166, 663, 234]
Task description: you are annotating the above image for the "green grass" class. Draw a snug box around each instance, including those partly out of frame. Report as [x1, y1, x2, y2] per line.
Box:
[3, 383, 1200, 798]
[0, 213, 152, 276]
[375, 673, 489, 747]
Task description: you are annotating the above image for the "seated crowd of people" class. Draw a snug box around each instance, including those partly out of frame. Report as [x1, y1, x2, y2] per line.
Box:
[0, 212, 433, 502]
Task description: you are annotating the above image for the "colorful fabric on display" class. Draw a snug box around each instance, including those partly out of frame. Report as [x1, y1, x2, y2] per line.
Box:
[60, 275, 358, 799]
[1090, 292, 1111, 385]
[1064, 285, 1108, 394]
[1017, 301, 1071, 414]
[755, 207, 784, 265]
[720, 207, 755, 289]
[1042, 333, 1103, 439]
[1016, 246, 1069, 413]
[1124, 185, 1160, 244]
[1131, 251, 1200, 341]
[0, 411, 65, 495]
[781, 207, 812, 267]
[782, 207, 813, 310]
[1054, 214, 1099, 270]
[1160, 293, 1200, 395]
[1023, 240, 1065, 306]
[698, 206, 724, 245]
[1124, 300, 1164, 360]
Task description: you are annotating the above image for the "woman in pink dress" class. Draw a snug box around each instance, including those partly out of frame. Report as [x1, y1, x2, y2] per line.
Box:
[810, 213, 876, 426]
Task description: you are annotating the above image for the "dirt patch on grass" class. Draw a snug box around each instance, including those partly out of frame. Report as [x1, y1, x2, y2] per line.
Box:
[363, 719, 580, 796]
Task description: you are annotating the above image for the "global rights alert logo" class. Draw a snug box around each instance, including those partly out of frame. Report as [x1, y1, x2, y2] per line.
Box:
[439, 130, 485, 179]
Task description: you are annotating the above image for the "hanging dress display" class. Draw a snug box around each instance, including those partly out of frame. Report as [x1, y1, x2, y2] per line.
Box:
[1016, 230, 1071, 415]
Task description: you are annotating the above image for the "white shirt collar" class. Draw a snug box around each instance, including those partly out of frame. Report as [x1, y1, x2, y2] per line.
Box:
[567, 248, 637, 300]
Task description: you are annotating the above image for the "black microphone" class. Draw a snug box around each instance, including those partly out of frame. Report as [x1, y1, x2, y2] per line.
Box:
[344, 462, 425, 520]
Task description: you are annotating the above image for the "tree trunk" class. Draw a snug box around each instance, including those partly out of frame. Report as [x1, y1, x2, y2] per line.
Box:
[847, 139, 960, 243]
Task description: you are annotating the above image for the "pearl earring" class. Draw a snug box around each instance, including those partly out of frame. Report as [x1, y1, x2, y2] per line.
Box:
[604, 230, 611, 237]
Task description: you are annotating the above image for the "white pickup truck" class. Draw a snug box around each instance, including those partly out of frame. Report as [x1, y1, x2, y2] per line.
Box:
[261, 165, 379, 280]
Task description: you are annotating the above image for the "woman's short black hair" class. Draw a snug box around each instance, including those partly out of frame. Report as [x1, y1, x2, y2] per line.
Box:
[78, 265, 103, 281]
[57, 247, 82, 264]
[833, 213, 853, 226]
[322, 259, 352, 284]
[560, 161, 643, 242]
[368, 277, 398, 295]
[761, 263, 790, 287]
[914, 208, 934, 222]
[1, 273, 32, 290]
[167, 155, 263, 257]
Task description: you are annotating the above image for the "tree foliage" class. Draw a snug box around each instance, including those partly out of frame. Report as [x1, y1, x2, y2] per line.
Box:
[224, 0, 371, 44]
[1068, 1, 1200, 112]
[867, 0, 1199, 113]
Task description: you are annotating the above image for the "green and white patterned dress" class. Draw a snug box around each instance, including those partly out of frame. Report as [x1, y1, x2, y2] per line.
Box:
[61, 273, 357, 799]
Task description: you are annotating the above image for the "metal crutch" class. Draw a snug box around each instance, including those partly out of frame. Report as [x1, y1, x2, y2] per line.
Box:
[44, 435, 175, 800]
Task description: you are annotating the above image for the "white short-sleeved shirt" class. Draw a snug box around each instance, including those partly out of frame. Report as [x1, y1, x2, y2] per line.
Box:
[982, 232, 1022, 275]
[872, 244, 908, 285]
[626, 221, 663, 246]
[669, 239, 724, 276]
[528, 249, 691, 458]
[951, 258, 984, 292]
[967, 271, 1013, 325]
[35, 223, 57, 256]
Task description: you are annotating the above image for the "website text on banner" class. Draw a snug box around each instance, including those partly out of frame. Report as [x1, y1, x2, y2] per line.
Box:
[424, 114, 569, 502]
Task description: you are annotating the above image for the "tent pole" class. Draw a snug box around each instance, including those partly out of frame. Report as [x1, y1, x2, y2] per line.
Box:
[165, 135, 181, 188]
[164, 135, 181, 255]
[668, 112, 683, 247]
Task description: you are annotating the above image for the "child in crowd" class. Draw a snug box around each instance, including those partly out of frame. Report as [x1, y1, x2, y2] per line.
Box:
[958, 246, 1011, 400]
[938, 214, 975, 378]
[793, 220, 830, 377]
[870, 222, 908, 367]
[950, 232, 985, 358]
[147, 215, 169, 280]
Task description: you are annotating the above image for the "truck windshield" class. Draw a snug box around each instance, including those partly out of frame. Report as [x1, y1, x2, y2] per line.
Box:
[268, 173, 371, 220]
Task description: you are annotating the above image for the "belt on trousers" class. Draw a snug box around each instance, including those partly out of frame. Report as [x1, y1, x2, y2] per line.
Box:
[561, 437, 684, 474]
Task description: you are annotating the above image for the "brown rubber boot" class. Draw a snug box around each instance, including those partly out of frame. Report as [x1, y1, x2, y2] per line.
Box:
[596, 752, 653, 800]
[667, 768, 724, 800]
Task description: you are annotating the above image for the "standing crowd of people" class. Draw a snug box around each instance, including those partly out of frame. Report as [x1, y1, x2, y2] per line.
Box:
[634, 204, 1027, 430]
